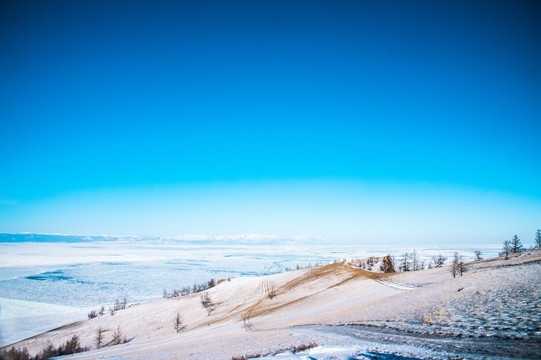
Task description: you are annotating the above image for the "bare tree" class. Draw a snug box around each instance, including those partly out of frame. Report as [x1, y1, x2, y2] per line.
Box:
[399, 253, 410, 272]
[411, 250, 419, 271]
[98, 306, 105, 316]
[474, 250, 482, 260]
[450, 255, 458, 278]
[200, 292, 214, 315]
[458, 255, 468, 276]
[380, 254, 395, 273]
[432, 254, 447, 268]
[536, 229, 541, 249]
[95, 327, 104, 348]
[112, 326, 123, 345]
[500, 240, 511, 259]
[173, 312, 184, 332]
[510, 235, 523, 253]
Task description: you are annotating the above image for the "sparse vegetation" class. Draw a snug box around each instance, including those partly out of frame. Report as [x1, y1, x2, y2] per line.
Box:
[4, 326, 129, 359]
[358, 257, 378, 271]
[163, 279, 217, 299]
[0, 346, 31, 360]
[0, 335, 90, 360]
[114, 297, 128, 311]
[88, 299, 127, 320]
[231, 342, 318, 360]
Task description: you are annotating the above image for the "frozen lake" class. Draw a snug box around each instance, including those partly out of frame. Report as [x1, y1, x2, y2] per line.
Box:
[0, 238, 501, 347]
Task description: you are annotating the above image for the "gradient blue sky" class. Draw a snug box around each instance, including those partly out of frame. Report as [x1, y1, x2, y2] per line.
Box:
[1, 0, 540, 244]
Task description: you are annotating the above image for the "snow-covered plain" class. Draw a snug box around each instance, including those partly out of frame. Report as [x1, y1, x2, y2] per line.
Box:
[3, 247, 539, 359]
[0, 238, 501, 347]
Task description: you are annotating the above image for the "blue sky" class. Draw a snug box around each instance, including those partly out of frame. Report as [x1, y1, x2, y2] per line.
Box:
[1, 0, 540, 244]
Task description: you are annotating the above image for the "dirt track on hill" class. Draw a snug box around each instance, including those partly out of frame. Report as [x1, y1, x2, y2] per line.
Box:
[241, 262, 403, 330]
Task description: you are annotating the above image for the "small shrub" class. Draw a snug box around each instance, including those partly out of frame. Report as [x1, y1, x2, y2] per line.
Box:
[267, 282, 277, 299]
[88, 310, 98, 319]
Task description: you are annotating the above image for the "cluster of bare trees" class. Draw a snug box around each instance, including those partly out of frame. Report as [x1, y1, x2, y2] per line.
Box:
[88, 297, 127, 319]
[163, 278, 216, 299]
[399, 250, 426, 271]
[285, 259, 342, 272]
[449, 252, 468, 278]
[1, 335, 88, 360]
[500, 234, 524, 259]
[112, 297, 128, 313]
[93, 325, 128, 349]
[358, 257, 380, 271]
[87, 305, 105, 319]
[500, 231, 541, 259]
[378, 250, 471, 278]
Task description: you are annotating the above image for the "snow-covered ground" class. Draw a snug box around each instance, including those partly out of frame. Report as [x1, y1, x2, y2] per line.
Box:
[0, 240, 501, 347]
[3, 249, 540, 359]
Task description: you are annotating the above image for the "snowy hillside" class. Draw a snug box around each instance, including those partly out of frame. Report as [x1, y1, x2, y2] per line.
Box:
[2, 251, 540, 360]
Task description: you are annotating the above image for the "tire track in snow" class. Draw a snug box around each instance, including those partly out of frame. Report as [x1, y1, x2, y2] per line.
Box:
[345, 263, 417, 291]
[374, 278, 417, 290]
[242, 280, 269, 331]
